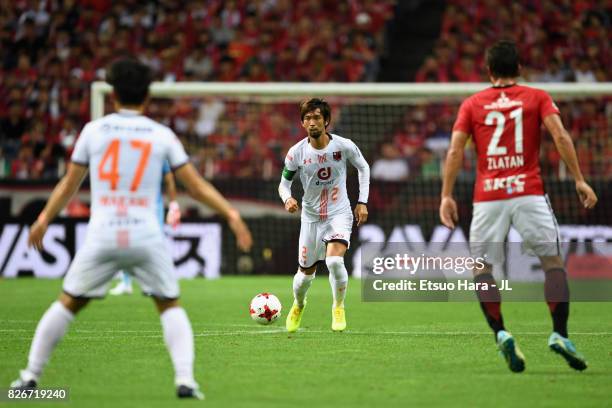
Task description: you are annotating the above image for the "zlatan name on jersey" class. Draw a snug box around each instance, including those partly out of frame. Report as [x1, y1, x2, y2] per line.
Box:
[487, 155, 524, 170]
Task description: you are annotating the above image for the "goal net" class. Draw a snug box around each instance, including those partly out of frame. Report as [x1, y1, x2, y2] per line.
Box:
[90, 82, 612, 277]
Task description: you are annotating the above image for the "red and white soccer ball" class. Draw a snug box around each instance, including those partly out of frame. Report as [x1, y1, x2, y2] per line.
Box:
[249, 293, 282, 325]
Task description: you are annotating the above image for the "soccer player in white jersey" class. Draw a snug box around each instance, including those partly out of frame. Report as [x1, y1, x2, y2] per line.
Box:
[9, 59, 253, 399]
[279, 98, 370, 332]
[110, 160, 180, 295]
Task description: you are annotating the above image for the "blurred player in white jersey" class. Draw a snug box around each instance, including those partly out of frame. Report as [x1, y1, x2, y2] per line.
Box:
[10, 59, 252, 399]
[279, 98, 370, 332]
[109, 160, 180, 295]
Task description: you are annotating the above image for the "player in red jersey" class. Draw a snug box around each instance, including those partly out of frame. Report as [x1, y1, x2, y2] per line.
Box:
[440, 41, 597, 373]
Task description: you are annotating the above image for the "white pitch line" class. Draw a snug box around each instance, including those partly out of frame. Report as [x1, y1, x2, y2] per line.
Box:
[0, 320, 265, 328]
[1, 328, 611, 337]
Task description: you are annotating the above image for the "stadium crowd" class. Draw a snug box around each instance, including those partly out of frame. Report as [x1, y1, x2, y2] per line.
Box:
[0, 0, 393, 179]
[415, 0, 610, 83]
[0, 0, 610, 183]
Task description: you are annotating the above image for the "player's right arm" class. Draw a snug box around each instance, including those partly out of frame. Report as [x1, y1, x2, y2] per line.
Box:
[279, 149, 298, 213]
[440, 99, 472, 229]
[174, 163, 252, 251]
[543, 114, 597, 209]
[28, 163, 88, 250]
[440, 130, 469, 229]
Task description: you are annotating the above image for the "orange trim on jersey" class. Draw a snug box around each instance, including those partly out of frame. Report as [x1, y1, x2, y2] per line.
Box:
[98, 139, 120, 190]
[319, 188, 328, 221]
[129, 140, 152, 191]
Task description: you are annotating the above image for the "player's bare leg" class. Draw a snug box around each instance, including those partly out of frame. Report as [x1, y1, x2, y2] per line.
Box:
[327, 241, 348, 332]
[10, 293, 89, 389]
[154, 298, 204, 399]
[473, 264, 525, 372]
[540, 256, 587, 370]
[286, 264, 316, 333]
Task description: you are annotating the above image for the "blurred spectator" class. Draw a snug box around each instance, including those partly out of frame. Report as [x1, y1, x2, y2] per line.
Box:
[537, 59, 569, 82]
[415, 57, 449, 82]
[184, 48, 214, 80]
[418, 147, 440, 180]
[573, 59, 597, 83]
[235, 133, 277, 180]
[1, 102, 28, 155]
[371, 143, 410, 181]
[11, 144, 35, 179]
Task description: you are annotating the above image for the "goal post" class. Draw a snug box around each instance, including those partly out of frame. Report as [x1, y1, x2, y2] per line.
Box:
[90, 81, 612, 120]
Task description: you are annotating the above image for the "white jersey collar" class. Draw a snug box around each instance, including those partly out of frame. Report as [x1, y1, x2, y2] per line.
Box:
[307, 133, 336, 152]
[117, 108, 142, 116]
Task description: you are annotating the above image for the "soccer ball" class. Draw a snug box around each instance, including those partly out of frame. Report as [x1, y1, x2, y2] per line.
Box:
[249, 293, 282, 325]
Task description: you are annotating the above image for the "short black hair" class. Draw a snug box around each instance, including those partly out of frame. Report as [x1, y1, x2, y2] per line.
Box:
[300, 98, 331, 127]
[106, 58, 152, 106]
[486, 40, 520, 78]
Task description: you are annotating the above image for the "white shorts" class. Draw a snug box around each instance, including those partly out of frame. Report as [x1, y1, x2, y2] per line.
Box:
[470, 194, 560, 264]
[63, 240, 179, 299]
[298, 212, 353, 268]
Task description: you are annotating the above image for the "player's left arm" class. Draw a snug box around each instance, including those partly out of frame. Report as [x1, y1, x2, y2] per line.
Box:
[440, 130, 469, 229]
[28, 163, 89, 250]
[347, 141, 370, 226]
[543, 114, 597, 209]
[164, 171, 181, 227]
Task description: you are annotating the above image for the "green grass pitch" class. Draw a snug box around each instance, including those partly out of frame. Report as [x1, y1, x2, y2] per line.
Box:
[1, 277, 611, 408]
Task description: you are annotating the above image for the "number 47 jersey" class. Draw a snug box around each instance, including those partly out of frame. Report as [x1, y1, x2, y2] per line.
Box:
[453, 84, 560, 202]
[71, 109, 189, 247]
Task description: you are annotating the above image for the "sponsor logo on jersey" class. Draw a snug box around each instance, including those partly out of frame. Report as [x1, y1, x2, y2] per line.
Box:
[318, 154, 327, 163]
[317, 167, 332, 180]
[483, 174, 526, 193]
[99, 195, 150, 208]
[303, 158, 312, 165]
[333, 151, 342, 161]
[484, 92, 523, 110]
[101, 124, 152, 133]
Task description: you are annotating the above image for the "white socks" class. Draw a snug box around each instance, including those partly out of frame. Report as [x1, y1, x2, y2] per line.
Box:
[293, 270, 315, 307]
[293, 257, 348, 308]
[326, 256, 348, 307]
[160, 307, 195, 386]
[25, 301, 74, 381]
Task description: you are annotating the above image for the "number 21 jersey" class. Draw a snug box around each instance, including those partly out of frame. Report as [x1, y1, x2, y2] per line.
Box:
[453, 84, 560, 202]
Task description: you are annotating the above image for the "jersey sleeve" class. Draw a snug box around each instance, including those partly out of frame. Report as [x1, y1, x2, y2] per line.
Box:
[70, 123, 92, 166]
[538, 90, 561, 120]
[453, 98, 473, 134]
[345, 139, 370, 204]
[166, 131, 189, 170]
[282, 147, 298, 180]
